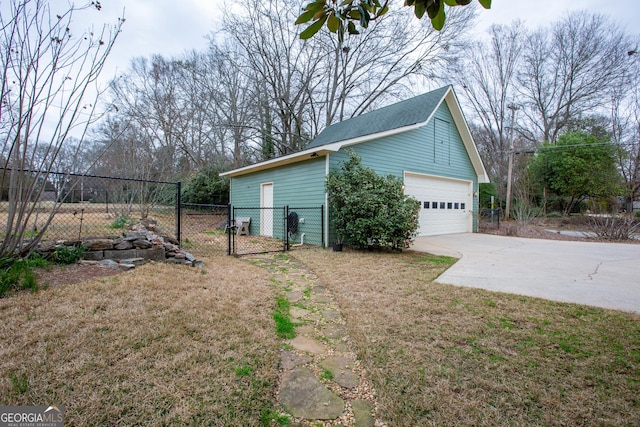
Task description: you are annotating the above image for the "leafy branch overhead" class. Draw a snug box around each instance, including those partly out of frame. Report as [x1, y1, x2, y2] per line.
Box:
[296, 0, 491, 40]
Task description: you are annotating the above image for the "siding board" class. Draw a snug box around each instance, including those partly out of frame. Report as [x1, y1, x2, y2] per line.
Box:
[229, 157, 326, 245]
[329, 102, 480, 235]
[332, 103, 477, 183]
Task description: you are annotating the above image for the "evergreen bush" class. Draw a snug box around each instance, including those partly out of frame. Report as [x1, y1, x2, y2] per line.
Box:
[182, 165, 230, 205]
[326, 150, 420, 250]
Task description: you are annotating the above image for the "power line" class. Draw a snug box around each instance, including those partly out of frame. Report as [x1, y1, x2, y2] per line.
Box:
[507, 141, 640, 154]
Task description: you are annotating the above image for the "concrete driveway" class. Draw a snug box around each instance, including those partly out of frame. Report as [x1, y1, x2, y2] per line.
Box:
[411, 233, 640, 313]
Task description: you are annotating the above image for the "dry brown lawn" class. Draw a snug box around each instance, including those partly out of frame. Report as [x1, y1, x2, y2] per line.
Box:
[294, 248, 640, 426]
[0, 257, 280, 426]
[2, 246, 640, 426]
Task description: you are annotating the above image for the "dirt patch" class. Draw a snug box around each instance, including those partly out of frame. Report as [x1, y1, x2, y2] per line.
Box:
[33, 263, 123, 288]
[481, 218, 640, 243]
[480, 223, 586, 241]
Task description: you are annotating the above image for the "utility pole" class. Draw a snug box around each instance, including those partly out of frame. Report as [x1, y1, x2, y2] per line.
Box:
[505, 103, 520, 221]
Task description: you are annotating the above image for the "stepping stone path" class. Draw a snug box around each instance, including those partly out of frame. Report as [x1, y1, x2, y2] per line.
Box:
[248, 254, 380, 427]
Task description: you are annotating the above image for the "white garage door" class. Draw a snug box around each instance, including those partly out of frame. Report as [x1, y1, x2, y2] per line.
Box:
[404, 173, 472, 236]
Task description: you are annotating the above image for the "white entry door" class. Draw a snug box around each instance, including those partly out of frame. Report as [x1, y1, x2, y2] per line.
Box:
[261, 183, 273, 236]
[404, 173, 472, 236]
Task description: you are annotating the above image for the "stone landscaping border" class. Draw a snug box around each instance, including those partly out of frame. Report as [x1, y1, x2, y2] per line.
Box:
[36, 218, 203, 270]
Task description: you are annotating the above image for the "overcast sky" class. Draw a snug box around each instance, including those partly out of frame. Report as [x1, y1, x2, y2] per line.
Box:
[19, 0, 640, 90]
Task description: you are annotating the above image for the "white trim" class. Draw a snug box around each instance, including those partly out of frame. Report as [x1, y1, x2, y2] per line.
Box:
[443, 90, 490, 183]
[325, 154, 330, 246]
[220, 148, 334, 177]
[328, 122, 424, 151]
[404, 170, 474, 186]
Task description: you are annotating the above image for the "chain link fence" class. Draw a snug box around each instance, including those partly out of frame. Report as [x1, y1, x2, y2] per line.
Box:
[1, 169, 179, 244]
[178, 205, 324, 257]
[1, 168, 324, 257]
[179, 203, 229, 256]
[479, 208, 501, 231]
[227, 206, 324, 256]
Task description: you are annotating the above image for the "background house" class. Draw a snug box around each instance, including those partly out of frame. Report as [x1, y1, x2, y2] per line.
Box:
[221, 85, 489, 246]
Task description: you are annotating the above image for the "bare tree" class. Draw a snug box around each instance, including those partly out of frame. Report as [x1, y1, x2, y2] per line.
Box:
[519, 11, 632, 144]
[222, 0, 476, 156]
[222, 0, 323, 156]
[109, 48, 255, 175]
[453, 22, 524, 205]
[0, 0, 123, 258]
[315, 4, 475, 127]
[198, 44, 260, 167]
[90, 115, 176, 219]
[176, 50, 231, 167]
[30, 137, 91, 201]
[109, 56, 195, 176]
[611, 54, 640, 213]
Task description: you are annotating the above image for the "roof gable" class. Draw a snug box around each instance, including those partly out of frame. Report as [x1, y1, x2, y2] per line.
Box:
[221, 85, 488, 182]
[308, 86, 450, 149]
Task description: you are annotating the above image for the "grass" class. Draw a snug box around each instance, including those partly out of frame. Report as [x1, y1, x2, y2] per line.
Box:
[320, 369, 334, 381]
[203, 229, 226, 236]
[2, 246, 639, 425]
[0, 256, 280, 426]
[0, 254, 50, 297]
[273, 294, 296, 339]
[294, 249, 640, 426]
[260, 409, 291, 426]
[10, 372, 29, 394]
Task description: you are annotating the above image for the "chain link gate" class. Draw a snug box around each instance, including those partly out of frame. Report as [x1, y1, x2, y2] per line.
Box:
[228, 205, 324, 256]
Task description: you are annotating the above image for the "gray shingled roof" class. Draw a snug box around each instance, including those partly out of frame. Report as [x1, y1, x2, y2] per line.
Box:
[307, 85, 451, 149]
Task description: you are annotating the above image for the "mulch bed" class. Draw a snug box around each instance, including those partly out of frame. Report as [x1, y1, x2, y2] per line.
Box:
[480, 224, 585, 241]
[481, 221, 640, 243]
[34, 263, 123, 288]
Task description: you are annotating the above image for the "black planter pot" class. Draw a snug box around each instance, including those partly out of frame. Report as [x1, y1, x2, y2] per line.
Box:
[332, 243, 343, 252]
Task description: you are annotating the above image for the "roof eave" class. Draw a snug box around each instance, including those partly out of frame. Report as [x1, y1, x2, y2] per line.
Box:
[443, 88, 490, 183]
[221, 122, 427, 178]
[220, 147, 335, 177]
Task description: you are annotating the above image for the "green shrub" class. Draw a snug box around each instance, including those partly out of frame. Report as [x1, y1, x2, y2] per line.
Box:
[110, 215, 130, 229]
[50, 245, 85, 265]
[0, 246, 84, 297]
[0, 254, 47, 297]
[326, 150, 420, 250]
[479, 182, 498, 209]
[182, 165, 230, 205]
